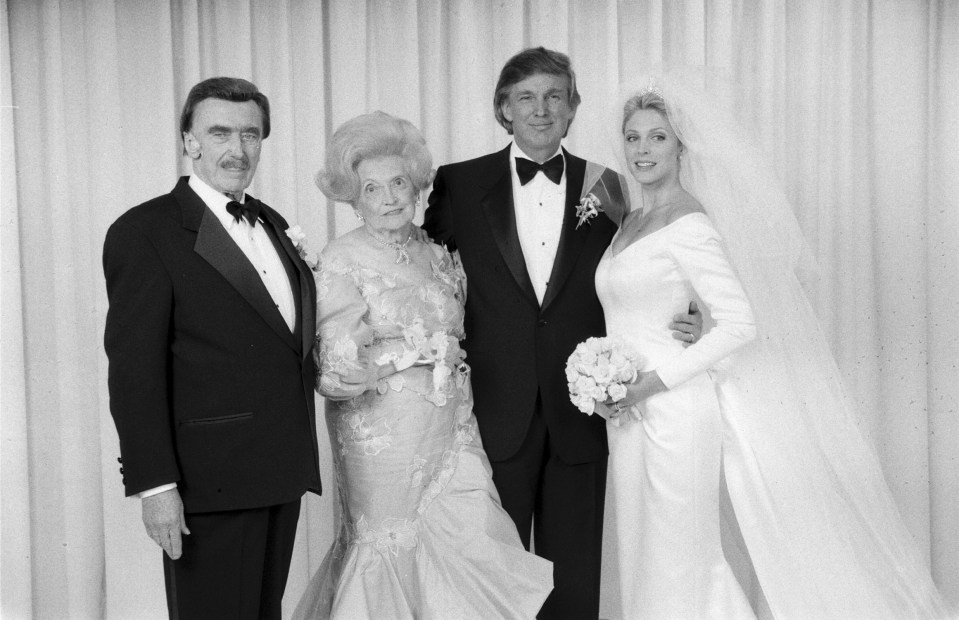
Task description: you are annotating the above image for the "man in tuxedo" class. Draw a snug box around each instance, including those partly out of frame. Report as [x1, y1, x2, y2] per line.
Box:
[424, 48, 700, 618]
[103, 77, 320, 619]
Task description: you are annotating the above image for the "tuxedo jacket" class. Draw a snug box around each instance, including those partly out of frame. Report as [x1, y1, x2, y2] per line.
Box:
[424, 146, 619, 464]
[103, 177, 321, 513]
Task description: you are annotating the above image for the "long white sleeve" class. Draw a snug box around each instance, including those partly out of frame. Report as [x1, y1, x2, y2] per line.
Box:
[655, 214, 756, 389]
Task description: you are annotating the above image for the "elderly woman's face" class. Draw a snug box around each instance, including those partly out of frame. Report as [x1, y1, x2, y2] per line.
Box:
[355, 155, 417, 233]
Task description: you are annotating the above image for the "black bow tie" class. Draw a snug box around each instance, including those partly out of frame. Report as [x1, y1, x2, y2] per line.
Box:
[516, 154, 564, 185]
[226, 198, 262, 226]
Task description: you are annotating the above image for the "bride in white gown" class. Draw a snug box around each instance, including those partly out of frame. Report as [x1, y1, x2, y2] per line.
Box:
[594, 76, 949, 619]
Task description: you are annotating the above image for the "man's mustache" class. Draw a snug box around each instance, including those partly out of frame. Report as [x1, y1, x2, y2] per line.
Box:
[220, 157, 249, 169]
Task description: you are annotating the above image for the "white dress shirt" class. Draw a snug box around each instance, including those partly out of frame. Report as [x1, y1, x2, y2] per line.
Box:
[140, 176, 296, 500]
[510, 142, 567, 305]
[189, 175, 296, 331]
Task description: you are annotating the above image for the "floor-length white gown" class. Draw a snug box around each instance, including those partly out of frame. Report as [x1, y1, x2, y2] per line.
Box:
[597, 212, 757, 619]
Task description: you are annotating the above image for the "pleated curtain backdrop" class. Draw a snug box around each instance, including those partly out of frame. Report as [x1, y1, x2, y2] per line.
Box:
[1, 1, 956, 618]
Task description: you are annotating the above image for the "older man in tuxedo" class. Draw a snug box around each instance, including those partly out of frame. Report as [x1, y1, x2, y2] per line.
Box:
[103, 77, 320, 619]
[424, 48, 700, 618]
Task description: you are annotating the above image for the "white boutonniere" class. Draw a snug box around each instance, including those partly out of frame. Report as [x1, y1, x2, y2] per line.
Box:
[575, 193, 603, 229]
[285, 225, 319, 272]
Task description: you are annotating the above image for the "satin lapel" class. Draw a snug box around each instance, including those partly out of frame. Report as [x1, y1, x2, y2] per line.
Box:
[541, 152, 588, 313]
[299, 259, 316, 360]
[260, 208, 317, 360]
[479, 154, 538, 308]
[190, 204, 300, 352]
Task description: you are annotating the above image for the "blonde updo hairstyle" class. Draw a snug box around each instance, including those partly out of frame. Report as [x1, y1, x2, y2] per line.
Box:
[316, 111, 434, 205]
[622, 90, 672, 135]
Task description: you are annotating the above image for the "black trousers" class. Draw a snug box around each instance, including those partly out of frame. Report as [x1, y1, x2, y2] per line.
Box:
[489, 403, 607, 620]
[163, 499, 300, 620]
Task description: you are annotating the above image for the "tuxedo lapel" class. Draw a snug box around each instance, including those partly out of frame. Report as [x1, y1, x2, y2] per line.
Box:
[480, 149, 538, 308]
[541, 151, 588, 312]
[259, 207, 316, 360]
[175, 180, 300, 352]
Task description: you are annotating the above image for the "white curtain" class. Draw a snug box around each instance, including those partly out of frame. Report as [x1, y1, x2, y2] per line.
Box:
[1, 1, 955, 618]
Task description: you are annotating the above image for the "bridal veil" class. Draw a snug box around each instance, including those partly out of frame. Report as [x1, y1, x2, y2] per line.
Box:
[598, 71, 949, 619]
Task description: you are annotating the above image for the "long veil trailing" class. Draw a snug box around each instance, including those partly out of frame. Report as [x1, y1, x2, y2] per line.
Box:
[607, 72, 949, 618]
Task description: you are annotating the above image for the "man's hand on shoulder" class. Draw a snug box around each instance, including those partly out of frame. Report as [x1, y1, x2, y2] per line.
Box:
[411, 225, 431, 244]
[142, 488, 190, 560]
[670, 301, 703, 347]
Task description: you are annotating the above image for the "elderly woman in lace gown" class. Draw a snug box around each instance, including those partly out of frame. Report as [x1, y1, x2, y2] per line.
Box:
[294, 112, 552, 619]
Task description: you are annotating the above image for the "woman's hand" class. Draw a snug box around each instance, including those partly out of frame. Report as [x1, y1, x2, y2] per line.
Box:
[337, 361, 399, 394]
[593, 371, 667, 422]
[618, 371, 668, 409]
[593, 401, 618, 420]
[594, 399, 642, 425]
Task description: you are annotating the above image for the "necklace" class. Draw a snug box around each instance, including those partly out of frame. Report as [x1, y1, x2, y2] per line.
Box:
[366, 226, 415, 264]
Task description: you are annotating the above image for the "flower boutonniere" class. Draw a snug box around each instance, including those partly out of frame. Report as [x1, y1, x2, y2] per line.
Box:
[575, 193, 603, 229]
[285, 225, 319, 272]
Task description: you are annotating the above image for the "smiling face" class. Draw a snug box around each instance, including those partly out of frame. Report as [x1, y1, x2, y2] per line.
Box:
[355, 155, 417, 238]
[183, 98, 263, 199]
[500, 72, 575, 162]
[623, 108, 683, 188]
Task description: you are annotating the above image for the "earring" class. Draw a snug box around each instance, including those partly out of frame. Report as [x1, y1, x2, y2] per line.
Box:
[354, 210, 365, 222]
[416, 196, 422, 209]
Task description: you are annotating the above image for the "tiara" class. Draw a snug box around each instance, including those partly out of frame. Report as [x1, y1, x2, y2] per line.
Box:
[640, 77, 664, 98]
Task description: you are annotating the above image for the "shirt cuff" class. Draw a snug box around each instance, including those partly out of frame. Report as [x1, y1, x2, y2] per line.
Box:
[138, 483, 177, 499]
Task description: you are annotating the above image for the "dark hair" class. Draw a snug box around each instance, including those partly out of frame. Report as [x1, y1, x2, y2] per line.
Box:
[493, 47, 581, 135]
[179, 77, 271, 144]
[316, 111, 434, 205]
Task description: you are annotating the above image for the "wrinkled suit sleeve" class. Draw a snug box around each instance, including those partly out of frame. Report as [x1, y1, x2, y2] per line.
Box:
[103, 219, 181, 496]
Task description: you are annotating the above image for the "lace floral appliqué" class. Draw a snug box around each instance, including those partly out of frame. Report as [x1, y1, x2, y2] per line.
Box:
[353, 515, 418, 556]
[338, 410, 392, 456]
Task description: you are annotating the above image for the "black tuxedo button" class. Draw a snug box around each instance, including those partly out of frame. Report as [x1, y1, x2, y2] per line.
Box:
[538, 319, 548, 327]
[117, 457, 123, 463]
[119, 467, 124, 474]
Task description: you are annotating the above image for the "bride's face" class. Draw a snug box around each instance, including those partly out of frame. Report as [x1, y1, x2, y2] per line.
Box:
[623, 108, 683, 187]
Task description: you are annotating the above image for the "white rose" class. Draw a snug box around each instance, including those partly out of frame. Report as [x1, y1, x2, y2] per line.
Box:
[571, 394, 594, 414]
[607, 382, 628, 401]
[591, 360, 613, 384]
[574, 376, 596, 394]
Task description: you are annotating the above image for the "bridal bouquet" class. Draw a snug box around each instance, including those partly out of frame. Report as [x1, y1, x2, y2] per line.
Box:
[566, 337, 639, 415]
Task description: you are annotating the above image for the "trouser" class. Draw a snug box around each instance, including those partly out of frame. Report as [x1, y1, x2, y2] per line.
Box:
[163, 498, 300, 620]
[490, 404, 607, 620]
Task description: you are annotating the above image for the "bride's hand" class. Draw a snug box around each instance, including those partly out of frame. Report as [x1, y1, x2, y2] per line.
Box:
[624, 371, 668, 405]
[593, 401, 617, 420]
[594, 400, 642, 424]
